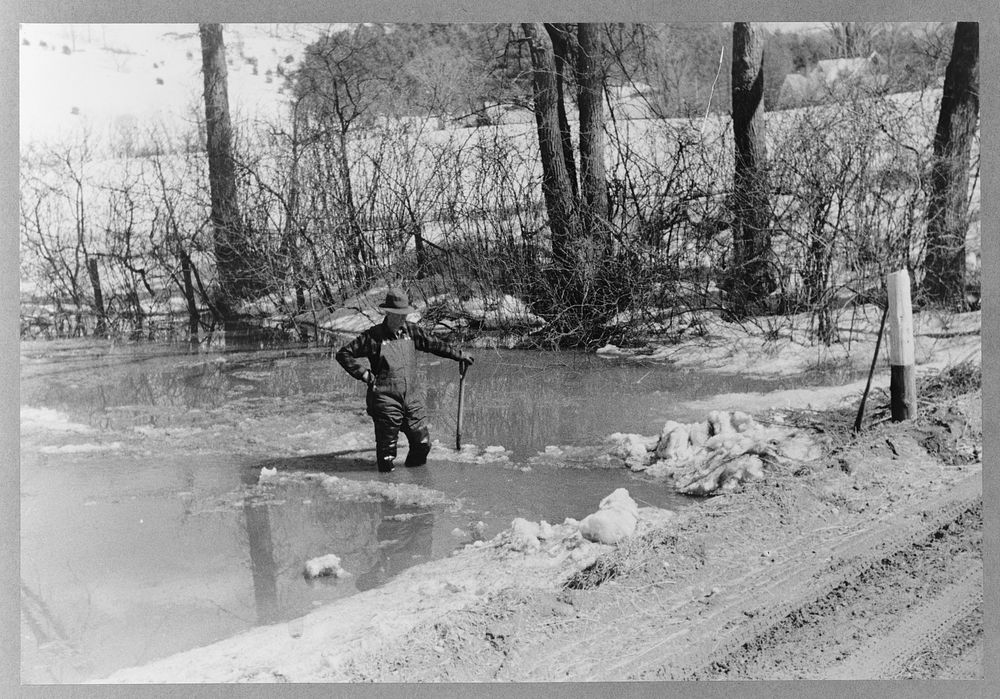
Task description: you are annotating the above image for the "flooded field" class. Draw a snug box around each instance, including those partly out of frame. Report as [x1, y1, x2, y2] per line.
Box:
[19, 339, 864, 682]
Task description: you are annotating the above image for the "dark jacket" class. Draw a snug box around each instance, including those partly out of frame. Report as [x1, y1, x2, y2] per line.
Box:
[335, 320, 464, 382]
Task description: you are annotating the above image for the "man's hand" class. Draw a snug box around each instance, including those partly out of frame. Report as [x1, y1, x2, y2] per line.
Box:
[459, 355, 474, 372]
[363, 370, 376, 388]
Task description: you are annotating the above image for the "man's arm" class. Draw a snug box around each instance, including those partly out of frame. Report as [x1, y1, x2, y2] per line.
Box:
[335, 329, 377, 382]
[409, 323, 464, 361]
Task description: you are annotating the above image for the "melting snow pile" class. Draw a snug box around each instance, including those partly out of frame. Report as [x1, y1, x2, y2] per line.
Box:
[303, 554, 349, 580]
[445, 294, 547, 330]
[607, 434, 658, 470]
[578, 488, 640, 544]
[496, 488, 673, 557]
[607, 410, 821, 495]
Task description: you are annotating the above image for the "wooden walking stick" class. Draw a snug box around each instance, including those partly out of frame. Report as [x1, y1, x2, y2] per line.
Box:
[455, 361, 468, 450]
[853, 303, 889, 434]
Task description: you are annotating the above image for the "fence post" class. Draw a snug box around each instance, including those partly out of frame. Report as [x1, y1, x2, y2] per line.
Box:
[887, 270, 917, 421]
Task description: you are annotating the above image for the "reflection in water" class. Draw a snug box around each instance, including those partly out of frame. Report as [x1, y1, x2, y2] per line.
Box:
[355, 506, 435, 593]
[237, 465, 438, 626]
[240, 470, 280, 625]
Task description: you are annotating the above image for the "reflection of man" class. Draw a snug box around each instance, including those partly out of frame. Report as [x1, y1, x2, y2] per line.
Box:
[355, 506, 435, 592]
[336, 289, 473, 472]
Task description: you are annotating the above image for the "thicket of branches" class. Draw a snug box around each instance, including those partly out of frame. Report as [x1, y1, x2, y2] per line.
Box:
[19, 22, 978, 347]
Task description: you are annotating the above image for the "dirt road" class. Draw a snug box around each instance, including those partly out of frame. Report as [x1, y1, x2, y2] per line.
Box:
[337, 391, 983, 682]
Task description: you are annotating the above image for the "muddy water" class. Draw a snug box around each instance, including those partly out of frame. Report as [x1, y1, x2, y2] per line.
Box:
[19, 340, 857, 682]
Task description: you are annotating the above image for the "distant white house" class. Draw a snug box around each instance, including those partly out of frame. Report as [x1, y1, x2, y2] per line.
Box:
[778, 51, 887, 106]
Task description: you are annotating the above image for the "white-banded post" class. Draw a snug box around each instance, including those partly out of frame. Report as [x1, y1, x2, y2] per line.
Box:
[887, 270, 917, 421]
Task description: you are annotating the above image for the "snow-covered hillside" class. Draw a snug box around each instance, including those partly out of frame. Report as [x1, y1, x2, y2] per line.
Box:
[19, 23, 346, 149]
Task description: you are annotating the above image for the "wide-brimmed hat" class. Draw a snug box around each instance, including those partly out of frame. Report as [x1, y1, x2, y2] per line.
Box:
[378, 288, 415, 314]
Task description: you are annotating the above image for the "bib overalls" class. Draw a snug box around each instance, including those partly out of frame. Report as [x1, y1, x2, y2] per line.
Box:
[367, 334, 431, 470]
[336, 320, 465, 472]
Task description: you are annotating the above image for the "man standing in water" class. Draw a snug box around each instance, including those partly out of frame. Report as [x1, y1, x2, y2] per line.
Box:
[336, 289, 474, 472]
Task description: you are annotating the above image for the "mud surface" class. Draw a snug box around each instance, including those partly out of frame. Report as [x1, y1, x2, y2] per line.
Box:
[329, 393, 983, 683]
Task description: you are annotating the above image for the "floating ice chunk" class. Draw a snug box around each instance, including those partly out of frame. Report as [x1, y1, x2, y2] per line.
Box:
[304, 554, 349, 579]
[484, 445, 506, 454]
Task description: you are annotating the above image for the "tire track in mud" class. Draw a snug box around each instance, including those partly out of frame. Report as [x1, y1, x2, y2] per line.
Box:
[693, 491, 982, 680]
[508, 471, 981, 681]
[819, 562, 982, 679]
[934, 635, 983, 679]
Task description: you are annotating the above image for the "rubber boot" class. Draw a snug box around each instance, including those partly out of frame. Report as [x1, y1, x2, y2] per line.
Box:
[377, 455, 395, 473]
[376, 435, 398, 473]
[404, 428, 431, 467]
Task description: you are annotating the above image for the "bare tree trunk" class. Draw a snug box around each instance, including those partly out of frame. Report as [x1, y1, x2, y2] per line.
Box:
[923, 22, 979, 309]
[179, 249, 200, 341]
[86, 258, 107, 337]
[411, 216, 427, 280]
[335, 127, 370, 289]
[522, 22, 580, 270]
[280, 104, 309, 335]
[577, 23, 609, 251]
[730, 22, 774, 318]
[546, 24, 579, 200]
[199, 23, 247, 318]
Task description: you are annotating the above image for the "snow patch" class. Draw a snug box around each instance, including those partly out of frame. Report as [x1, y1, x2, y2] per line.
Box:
[594, 307, 981, 379]
[21, 407, 93, 433]
[304, 554, 349, 580]
[449, 294, 546, 330]
[596, 343, 629, 357]
[39, 441, 122, 454]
